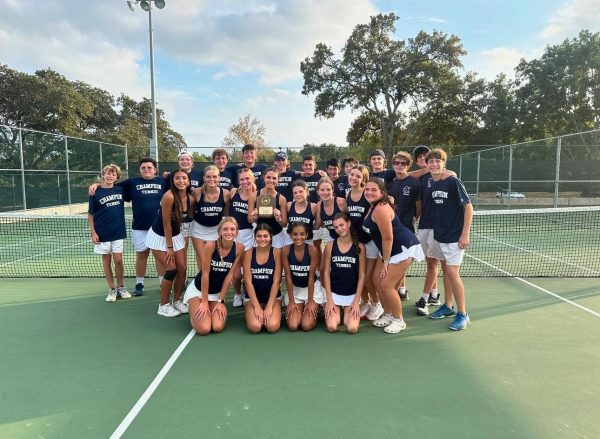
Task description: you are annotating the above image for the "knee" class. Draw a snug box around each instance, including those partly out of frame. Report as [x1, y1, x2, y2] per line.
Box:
[194, 327, 211, 336]
[346, 324, 358, 334]
[164, 269, 177, 282]
[246, 322, 262, 334]
[212, 322, 225, 333]
[287, 321, 299, 332]
[326, 322, 338, 333]
[266, 321, 281, 333]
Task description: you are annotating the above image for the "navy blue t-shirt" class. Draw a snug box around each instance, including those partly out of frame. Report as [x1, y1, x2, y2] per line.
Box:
[389, 176, 420, 232]
[276, 170, 301, 201]
[418, 173, 435, 229]
[371, 169, 395, 188]
[187, 169, 203, 191]
[119, 176, 166, 230]
[302, 173, 321, 203]
[200, 168, 233, 191]
[331, 177, 348, 198]
[228, 163, 268, 190]
[88, 186, 126, 242]
[430, 176, 471, 243]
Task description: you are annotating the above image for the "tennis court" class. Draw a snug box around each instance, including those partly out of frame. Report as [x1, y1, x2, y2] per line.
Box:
[1, 207, 599, 438]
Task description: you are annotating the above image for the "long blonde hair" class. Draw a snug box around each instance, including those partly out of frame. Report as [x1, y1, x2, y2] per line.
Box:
[215, 216, 239, 262]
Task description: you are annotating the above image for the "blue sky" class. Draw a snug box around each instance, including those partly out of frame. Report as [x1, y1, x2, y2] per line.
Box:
[0, 0, 598, 155]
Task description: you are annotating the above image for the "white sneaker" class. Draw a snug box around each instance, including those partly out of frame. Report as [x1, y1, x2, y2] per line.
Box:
[384, 319, 407, 334]
[173, 300, 189, 314]
[117, 287, 131, 299]
[105, 288, 117, 302]
[233, 294, 243, 307]
[366, 302, 384, 321]
[372, 313, 393, 327]
[157, 303, 181, 317]
[359, 303, 371, 319]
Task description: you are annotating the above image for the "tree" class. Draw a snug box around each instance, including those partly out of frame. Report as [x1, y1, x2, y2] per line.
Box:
[221, 114, 268, 154]
[301, 13, 466, 148]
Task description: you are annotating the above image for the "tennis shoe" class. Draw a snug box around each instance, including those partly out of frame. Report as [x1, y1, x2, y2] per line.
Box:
[105, 288, 117, 302]
[416, 297, 429, 316]
[428, 295, 441, 306]
[134, 283, 144, 296]
[359, 303, 371, 319]
[449, 312, 471, 331]
[383, 319, 407, 334]
[157, 303, 181, 317]
[429, 303, 456, 319]
[117, 287, 131, 299]
[173, 300, 189, 314]
[372, 313, 393, 327]
[366, 302, 384, 321]
[398, 289, 409, 301]
[233, 294, 244, 307]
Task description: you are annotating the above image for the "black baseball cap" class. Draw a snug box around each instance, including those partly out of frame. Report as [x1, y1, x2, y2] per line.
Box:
[413, 145, 430, 158]
[370, 149, 385, 159]
[275, 151, 288, 160]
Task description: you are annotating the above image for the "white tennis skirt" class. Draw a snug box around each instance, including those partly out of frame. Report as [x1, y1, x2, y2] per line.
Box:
[145, 228, 186, 252]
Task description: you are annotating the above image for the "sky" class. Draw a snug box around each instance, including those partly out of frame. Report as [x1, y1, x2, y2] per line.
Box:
[0, 0, 598, 155]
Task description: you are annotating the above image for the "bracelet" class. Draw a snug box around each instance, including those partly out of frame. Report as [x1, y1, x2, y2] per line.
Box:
[383, 259, 390, 264]
[167, 246, 173, 249]
[219, 299, 225, 304]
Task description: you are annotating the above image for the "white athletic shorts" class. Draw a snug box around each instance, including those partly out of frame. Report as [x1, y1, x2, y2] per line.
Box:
[131, 229, 149, 252]
[183, 280, 220, 305]
[180, 221, 192, 239]
[312, 227, 329, 241]
[434, 241, 465, 266]
[94, 239, 124, 255]
[288, 280, 326, 305]
[145, 228, 186, 252]
[364, 240, 379, 259]
[191, 222, 219, 241]
[331, 292, 356, 307]
[379, 244, 425, 264]
[417, 228, 442, 259]
[236, 228, 255, 250]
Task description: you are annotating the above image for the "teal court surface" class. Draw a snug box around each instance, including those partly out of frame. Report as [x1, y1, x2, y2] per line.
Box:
[1, 276, 599, 439]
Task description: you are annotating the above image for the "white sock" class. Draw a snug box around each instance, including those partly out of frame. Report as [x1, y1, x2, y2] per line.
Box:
[430, 289, 438, 298]
[158, 275, 164, 284]
[391, 316, 404, 324]
[421, 293, 430, 300]
[136, 276, 144, 284]
[399, 287, 406, 294]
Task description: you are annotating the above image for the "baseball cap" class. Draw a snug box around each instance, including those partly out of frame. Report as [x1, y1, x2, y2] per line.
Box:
[370, 149, 385, 158]
[274, 151, 288, 160]
[413, 145, 430, 158]
[177, 149, 192, 159]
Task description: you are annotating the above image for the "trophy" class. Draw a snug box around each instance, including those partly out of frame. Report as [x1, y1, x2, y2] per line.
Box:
[257, 193, 275, 218]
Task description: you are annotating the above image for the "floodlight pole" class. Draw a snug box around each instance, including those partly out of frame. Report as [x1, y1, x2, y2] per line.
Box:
[147, 4, 159, 164]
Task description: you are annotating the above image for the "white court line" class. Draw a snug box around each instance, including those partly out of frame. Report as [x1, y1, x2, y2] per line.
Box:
[0, 239, 90, 267]
[467, 254, 600, 318]
[109, 329, 196, 439]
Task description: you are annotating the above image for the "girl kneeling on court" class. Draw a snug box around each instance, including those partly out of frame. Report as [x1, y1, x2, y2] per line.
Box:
[282, 222, 325, 332]
[243, 224, 283, 333]
[184, 217, 244, 335]
[322, 213, 366, 334]
[363, 178, 425, 334]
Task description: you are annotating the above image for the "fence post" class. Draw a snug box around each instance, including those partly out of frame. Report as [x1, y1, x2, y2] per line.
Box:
[459, 156, 463, 179]
[64, 136, 72, 204]
[553, 137, 561, 208]
[475, 152, 481, 210]
[125, 144, 129, 178]
[18, 128, 27, 210]
[99, 142, 103, 172]
[508, 144, 513, 209]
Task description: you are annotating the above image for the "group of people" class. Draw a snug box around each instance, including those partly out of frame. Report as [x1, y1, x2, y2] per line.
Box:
[87, 143, 473, 335]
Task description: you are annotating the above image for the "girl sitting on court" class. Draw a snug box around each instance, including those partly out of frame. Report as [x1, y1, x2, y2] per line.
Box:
[282, 222, 324, 332]
[243, 224, 282, 333]
[183, 217, 245, 335]
[146, 169, 193, 317]
[322, 213, 366, 334]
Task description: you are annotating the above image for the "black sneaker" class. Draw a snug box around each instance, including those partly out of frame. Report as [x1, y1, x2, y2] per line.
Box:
[398, 289, 409, 301]
[134, 283, 144, 296]
[416, 297, 429, 316]
[428, 295, 441, 306]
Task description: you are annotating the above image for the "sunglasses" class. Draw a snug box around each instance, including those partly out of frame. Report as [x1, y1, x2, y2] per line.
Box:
[393, 161, 410, 166]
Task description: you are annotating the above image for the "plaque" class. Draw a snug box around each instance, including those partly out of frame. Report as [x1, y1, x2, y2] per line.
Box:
[257, 193, 275, 218]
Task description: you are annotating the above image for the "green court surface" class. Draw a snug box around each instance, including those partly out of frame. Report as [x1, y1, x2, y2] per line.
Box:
[1, 277, 599, 439]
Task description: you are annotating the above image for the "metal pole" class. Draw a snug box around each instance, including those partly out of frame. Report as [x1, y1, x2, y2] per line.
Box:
[475, 152, 480, 210]
[148, 5, 159, 165]
[65, 136, 72, 204]
[508, 144, 513, 209]
[458, 156, 463, 179]
[554, 137, 562, 208]
[18, 128, 27, 210]
[99, 142, 104, 172]
[125, 144, 129, 178]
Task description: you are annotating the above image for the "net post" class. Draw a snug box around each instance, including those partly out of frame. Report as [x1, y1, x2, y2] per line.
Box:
[65, 136, 72, 204]
[554, 137, 561, 208]
[508, 144, 513, 209]
[99, 142, 103, 173]
[18, 128, 27, 210]
[476, 152, 481, 210]
[125, 144, 129, 178]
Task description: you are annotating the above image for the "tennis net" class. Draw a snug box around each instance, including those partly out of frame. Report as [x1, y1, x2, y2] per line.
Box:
[1, 206, 599, 278]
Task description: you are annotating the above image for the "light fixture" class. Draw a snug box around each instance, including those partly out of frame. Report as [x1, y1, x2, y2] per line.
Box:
[126, 0, 136, 11]
[140, 1, 150, 11]
[155, 0, 165, 9]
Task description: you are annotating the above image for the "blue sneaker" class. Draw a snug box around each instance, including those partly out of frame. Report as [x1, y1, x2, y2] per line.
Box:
[134, 283, 144, 296]
[429, 303, 456, 319]
[449, 312, 470, 331]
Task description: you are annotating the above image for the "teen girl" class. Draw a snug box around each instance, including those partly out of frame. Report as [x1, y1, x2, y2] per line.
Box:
[315, 177, 347, 272]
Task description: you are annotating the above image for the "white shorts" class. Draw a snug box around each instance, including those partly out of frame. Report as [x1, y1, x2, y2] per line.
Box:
[379, 244, 425, 264]
[93, 239, 124, 255]
[417, 228, 442, 259]
[364, 240, 379, 259]
[312, 227, 329, 241]
[191, 222, 219, 241]
[181, 221, 192, 239]
[182, 280, 220, 305]
[434, 241, 465, 266]
[290, 280, 326, 305]
[131, 229, 149, 252]
[331, 292, 356, 307]
[145, 228, 186, 252]
[236, 228, 255, 250]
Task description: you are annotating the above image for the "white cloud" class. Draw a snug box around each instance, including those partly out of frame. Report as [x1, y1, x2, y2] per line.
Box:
[425, 17, 449, 24]
[539, 0, 600, 42]
[467, 47, 529, 80]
